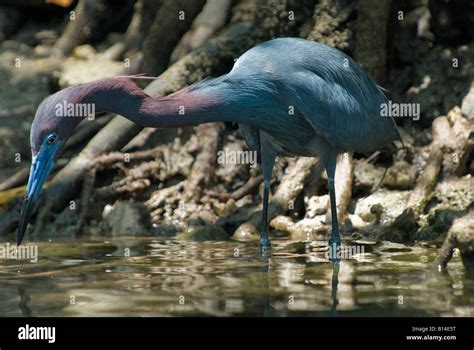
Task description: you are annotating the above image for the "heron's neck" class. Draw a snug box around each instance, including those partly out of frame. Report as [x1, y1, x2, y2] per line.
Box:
[83, 78, 242, 128]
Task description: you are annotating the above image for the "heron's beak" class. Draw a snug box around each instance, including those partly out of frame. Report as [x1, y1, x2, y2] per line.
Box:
[17, 143, 60, 245]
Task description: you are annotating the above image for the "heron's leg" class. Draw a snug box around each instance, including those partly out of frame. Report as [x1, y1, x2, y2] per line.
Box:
[259, 133, 276, 255]
[260, 178, 271, 251]
[326, 154, 341, 259]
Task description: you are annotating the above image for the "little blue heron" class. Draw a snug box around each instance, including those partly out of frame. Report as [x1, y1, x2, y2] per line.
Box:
[18, 38, 400, 254]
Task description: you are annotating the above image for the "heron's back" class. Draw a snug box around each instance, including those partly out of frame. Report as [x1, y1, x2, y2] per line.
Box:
[228, 38, 401, 153]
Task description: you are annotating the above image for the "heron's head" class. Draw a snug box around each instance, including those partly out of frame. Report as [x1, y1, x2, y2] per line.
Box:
[18, 86, 90, 245]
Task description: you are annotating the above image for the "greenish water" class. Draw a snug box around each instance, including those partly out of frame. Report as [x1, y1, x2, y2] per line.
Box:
[0, 238, 472, 317]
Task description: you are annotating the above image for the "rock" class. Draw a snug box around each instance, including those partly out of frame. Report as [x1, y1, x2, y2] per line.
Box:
[354, 190, 410, 225]
[150, 224, 178, 237]
[461, 84, 474, 120]
[176, 225, 229, 241]
[104, 202, 150, 237]
[270, 215, 328, 241]
[356, 203, 384, 225]
[304, 195, 329, 218]
[370, 203, 384, 218]
[347, 214, 370, 229]
[383, 208, 419, 242]
[232, 223, 259, 241]
[42, 206, 80, 239]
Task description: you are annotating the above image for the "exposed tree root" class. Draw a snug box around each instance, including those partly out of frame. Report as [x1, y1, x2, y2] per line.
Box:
[147, 182, 185, 220]
[71, 146, 165, 235]
[384, 109, 473, 242]
[52, 0, 107, 57]
[0, 159, 68, 192]
[444, 107, 473, 177]
[354, 0, 391, 83]
[406, 113, 463, 217]
[223, 157, 319, 235]
[268, 154, 353, 240]
[32, 200, 53, 239]
[307, 0, 356, 52]
[140, 0, 207, 76]
[74, 166, 96, 236]
[407, 149, 443, 217]
[98, 0, 160, 62]
[65, 115, 114, 151]
[207, 175, 263, 202]
[0, 167, 30, 192]
[331, 153, 354, 224]
[170, 0, 232, 63]
[182, 123, 225, 201]
[434, 210, 474, 270]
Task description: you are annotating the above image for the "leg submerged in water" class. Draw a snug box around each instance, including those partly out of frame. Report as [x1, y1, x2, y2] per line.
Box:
[326, 154, 341, 261]
[259, 134, 276, 256]
[260, 180, 271, 252]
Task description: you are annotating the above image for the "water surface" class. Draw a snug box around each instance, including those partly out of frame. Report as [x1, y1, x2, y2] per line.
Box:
[0, 238, 472, 317]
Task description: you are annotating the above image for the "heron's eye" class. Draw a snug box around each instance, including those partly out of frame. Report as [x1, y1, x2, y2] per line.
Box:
[46, 135, 57, 145]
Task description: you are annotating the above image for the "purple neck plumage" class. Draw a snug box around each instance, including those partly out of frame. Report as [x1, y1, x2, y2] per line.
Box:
[80, 77, 232, 128]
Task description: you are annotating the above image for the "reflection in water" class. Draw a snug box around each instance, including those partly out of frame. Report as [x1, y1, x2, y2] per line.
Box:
[0, 238, 472, 317]
[331, 260, 340, 316]
[18, 287, 32, 317]
[260, 255, 274, 317]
